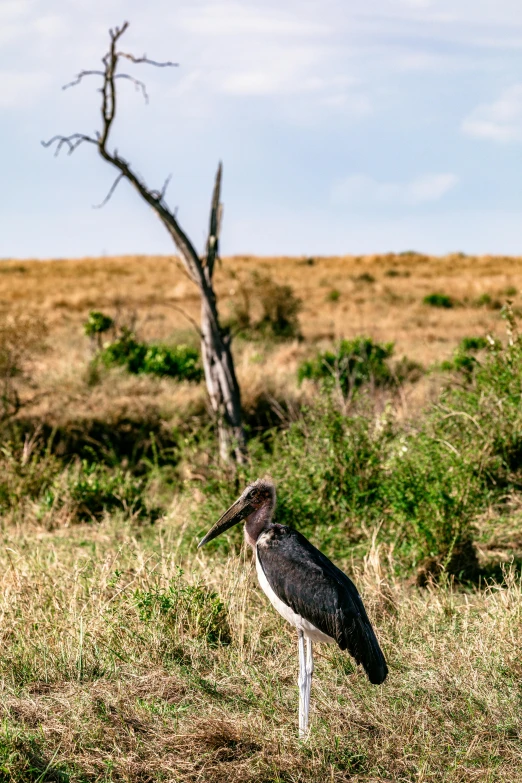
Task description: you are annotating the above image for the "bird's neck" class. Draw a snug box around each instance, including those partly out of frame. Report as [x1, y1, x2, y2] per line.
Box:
[244, 505, 273, 549]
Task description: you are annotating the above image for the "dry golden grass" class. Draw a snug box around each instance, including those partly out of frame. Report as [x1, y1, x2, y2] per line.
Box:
[2, 253, 520, 358]
[1, 251, 520, 430]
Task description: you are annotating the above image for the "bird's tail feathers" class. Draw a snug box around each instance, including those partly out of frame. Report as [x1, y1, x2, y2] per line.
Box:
[355, 617, 388, 685]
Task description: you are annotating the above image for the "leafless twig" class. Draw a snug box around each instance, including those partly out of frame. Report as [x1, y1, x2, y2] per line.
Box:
[41, 133, 97, 156]
[93, 172, 125, 208]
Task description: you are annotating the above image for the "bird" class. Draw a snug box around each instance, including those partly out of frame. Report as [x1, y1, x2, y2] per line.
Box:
[197, 477, 388, 737]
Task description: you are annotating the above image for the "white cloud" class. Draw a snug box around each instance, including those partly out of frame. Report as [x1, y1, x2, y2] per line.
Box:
[399, 0, 433, 8]
[461, 84, 522, 142]
[178, 3, 331, 37]
[220, 46, 326, 96]
[33, 14, 68, 38]
[0, 0, 33, 23]
[331, 173, 459, 207]
[0, 71, 51, 108]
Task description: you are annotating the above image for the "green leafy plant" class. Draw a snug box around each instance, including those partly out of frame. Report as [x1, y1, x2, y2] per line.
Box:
[423, 293, 454, 309]
[297, 337, 395, 395]
[440, 335, 490, 377]
[84, 311, 114, 338]
[135, 569, 231, 646]
[473, 293, 502, 310]
[95, 327, 203, 382]
[46, 460, 149, 522]
[326, 289, 341, 303]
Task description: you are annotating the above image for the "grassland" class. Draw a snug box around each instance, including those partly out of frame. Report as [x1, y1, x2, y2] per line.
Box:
[0, 252, 522, 781]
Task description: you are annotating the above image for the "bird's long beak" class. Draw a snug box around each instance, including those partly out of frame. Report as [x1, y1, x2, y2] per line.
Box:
[197, 496, 254, 549]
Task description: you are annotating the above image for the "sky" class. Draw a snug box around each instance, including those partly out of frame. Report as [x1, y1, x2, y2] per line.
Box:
[3, 0, 522, 258]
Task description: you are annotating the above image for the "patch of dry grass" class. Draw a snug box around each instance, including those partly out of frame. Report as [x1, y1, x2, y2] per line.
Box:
[0, 516, 521, 782]
[0, 251, 519, 441]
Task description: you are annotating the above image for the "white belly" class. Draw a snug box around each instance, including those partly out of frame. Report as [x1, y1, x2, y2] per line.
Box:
[255, 548, 334, 643]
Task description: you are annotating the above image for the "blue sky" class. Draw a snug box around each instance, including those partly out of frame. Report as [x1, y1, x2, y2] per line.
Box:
[3, 0, 522, 258]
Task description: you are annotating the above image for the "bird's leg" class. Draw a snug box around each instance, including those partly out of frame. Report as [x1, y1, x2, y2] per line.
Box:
[298, 630, 307, 738]
[303, 637, 313, 736]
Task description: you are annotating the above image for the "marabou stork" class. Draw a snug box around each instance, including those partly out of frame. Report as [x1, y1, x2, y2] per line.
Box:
[198, 478, 388, 737]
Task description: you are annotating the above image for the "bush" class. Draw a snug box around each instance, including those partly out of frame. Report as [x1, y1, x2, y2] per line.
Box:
[97, 327, 203, 382]
[326, 289, 341, 302]
[196, 400, 479, 578]
[440, 335, 490, 377]
[135, 569, 231, 647]
[473, 293, 502, 310]
[84, 311, 114, 338]
[198, 317, 522, 580]
[227, 272, 302, 340]
[297, 337, 394, 396]
[354, 272, 375, 284]
[423, 293, 454, 309]
[0, 438, 59, 516]
[46, 461, 150, 522]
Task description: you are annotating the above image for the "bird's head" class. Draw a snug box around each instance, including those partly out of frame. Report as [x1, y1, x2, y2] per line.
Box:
[197, 477, 275, 549]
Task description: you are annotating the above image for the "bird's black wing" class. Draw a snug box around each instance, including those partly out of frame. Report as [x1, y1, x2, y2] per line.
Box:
[257, 525, 388, 684]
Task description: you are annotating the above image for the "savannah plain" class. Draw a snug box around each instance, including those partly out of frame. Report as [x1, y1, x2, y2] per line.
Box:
[0, 251, 521, 782]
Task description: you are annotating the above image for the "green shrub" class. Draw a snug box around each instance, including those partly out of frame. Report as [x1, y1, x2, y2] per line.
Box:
[354, 272, 375, 284]
[255, 274, 302, 339]
[227, 272, 302, 340]
[98, 327, 147, 372]
[135, 569, 231, 647]
[423, 293, 454, 308]
[142, 344, 202, 381]
[83, 311, 114, 338]
[297, 337, 394, 395]
[97, 328, 203, 382]
[198, 319, 522, 579]
[46, 461, 149, 522]
[326, 289, 341, 303]
[473, 293, 502, 310]
[0, 440, 59, 514]
[440, 336, 490, 377]
[196, 400, 479, 577]
[459, 336, 488, 353]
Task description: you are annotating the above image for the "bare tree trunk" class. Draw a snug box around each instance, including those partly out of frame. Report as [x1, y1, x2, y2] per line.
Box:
[43, 22, 247, 464]
[200, 164, 247, 463]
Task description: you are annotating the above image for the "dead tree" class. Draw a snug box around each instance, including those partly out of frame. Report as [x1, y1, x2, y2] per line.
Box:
[43, 22, 247, 464]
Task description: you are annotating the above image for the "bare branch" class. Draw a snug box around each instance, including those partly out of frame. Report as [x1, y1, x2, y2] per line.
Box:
[62, 70, 105, 90]
[169, 255, 197, 286]
[41, 133, 97, 156]
[163, 301, 202, 337]
[113, 72, 150, 102]
[150, 174, 172, 202]
[93, 172, 125, 208]
[118, 52, 178, 68]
